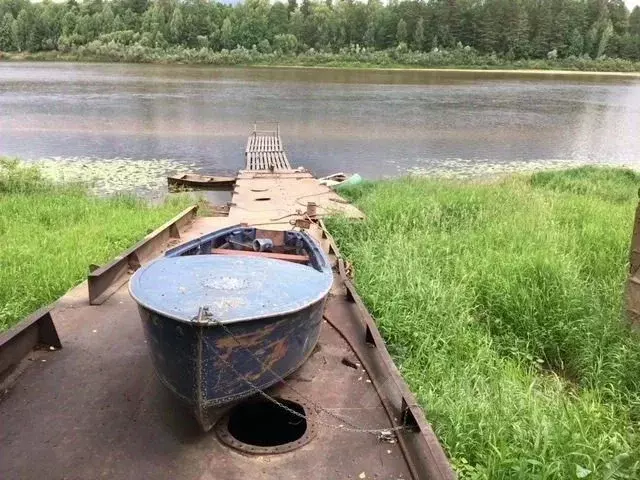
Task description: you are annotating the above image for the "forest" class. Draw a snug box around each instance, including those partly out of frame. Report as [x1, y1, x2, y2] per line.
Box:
[1, 0, 640, 68]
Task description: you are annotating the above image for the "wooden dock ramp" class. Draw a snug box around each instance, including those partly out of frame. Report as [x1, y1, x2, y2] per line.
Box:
[238, 125, 363, 227]
[245, 123, 291, 171]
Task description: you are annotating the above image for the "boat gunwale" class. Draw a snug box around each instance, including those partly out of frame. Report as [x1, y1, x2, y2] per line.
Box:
[128, 226, 333, 325]
[129, 257, 332, 325]
[168, 176, 235, 183]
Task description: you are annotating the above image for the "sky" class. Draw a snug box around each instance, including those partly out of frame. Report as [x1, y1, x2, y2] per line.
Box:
[628, 0, 640, 10]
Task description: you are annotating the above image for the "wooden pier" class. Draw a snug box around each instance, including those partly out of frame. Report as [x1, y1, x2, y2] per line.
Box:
[245, 124, 291, 171]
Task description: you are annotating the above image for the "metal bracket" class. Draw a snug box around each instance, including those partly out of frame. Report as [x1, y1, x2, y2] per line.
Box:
[0, 305, 61, 382]
[87, 205, 198, 305]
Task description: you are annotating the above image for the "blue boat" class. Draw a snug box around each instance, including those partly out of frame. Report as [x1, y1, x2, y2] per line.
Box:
[128, 226, 333, 430]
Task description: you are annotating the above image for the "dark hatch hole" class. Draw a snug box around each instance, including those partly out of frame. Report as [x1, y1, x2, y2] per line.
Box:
[227, 398, 307, 447]
[254, 197, 271, 201]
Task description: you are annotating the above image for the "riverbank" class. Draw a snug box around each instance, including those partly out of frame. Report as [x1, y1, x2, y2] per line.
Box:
[328, 167, 640, 479]
[0, 158, 191, 332]
[4, 47, 640, 75]
[3, 156, 640, 477]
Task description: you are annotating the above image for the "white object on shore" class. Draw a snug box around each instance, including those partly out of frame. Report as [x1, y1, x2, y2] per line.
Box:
[318, 172, 362, 189]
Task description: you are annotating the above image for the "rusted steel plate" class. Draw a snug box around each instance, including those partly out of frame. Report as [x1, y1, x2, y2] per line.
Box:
[325, 277, 456, 480]
[1, 216, 454, 479]
[327, 261, 455, 480]
[87, 205, 198, 305]
[0, 286, 413, 480]
[0, 304, 61, 383]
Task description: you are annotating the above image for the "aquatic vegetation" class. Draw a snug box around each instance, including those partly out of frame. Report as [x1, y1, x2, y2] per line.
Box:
[34, 157, 197, 197]
[404, 158, 584, 179]
[0, 158, 192, 332]
[328, 167, 640, 479]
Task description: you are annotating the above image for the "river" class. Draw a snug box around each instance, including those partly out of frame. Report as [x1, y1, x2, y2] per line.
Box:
[1, 62, 639, 193]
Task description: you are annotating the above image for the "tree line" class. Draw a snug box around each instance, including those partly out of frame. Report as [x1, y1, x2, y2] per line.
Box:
[1, 0, 640, 62]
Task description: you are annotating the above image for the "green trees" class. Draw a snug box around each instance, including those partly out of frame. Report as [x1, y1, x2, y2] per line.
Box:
[0, 11, 13, 50]
[168, 5, 183, 44]
[12, 7, 31, 51]
[220, 16, 232, 49]
[630, 7, 640, 36]
[0, 0, 638, 62]
[567, 28, 584, 56]
[268, 2, 288, 39]
[273, 32, 297, 53]
[396, 18, 407, 45]
[413, 16, 424, 50]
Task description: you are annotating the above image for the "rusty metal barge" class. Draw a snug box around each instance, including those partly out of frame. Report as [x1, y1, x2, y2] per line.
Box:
[0, 127, 455, 480]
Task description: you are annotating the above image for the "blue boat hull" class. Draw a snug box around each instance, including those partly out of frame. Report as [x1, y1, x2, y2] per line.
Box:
[131, 225, 333, 430]
[138, 298, 325, 414]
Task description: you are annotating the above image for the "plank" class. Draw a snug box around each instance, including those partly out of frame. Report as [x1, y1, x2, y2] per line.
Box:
[212, 248, 309, 264]
[245, 132, 291, 170]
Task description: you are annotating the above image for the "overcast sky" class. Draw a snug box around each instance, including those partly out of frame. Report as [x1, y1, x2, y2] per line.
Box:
[628, 0, 640, 9]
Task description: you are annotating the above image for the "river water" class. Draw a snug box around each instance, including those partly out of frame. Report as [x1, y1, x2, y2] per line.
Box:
[1, 62, 639, 193]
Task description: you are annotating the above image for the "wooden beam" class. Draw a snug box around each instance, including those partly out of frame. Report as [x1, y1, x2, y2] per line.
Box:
[212, 248, 309, 264]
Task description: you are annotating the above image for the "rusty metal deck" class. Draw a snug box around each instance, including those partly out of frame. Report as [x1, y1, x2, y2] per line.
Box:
[0, 282, 407, 480]
[228, 170, 364, 229]
[0, 131, 454, 480]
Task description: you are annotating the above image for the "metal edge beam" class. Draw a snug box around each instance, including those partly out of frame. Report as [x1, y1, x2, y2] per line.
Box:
[87, 205, 198, 305]
[626, 198, 640, 327]
[0, 304, 61, 382]
[318, 220, 455, 479]
[0, 205, 197, 384]
[333, 264, 455, 480]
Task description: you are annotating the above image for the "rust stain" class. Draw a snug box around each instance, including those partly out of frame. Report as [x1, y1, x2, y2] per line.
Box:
[214, 323, 277, 350]
[261, 338, 289, 371]
[243, 337, 290, 382]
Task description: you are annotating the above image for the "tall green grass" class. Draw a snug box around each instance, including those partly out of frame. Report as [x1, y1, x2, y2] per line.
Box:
[328, 167, 640, 479]
[0, 158, 191, 331]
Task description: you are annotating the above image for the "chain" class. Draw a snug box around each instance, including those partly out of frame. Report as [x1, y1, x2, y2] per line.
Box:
[202, 331, 404, 438]
[197, 307, 409, 438]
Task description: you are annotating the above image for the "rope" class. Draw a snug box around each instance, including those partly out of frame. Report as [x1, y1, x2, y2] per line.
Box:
[196, 307, 408, 439]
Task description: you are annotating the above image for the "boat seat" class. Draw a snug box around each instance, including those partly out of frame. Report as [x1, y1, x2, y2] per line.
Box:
[212, 248, 309, 264]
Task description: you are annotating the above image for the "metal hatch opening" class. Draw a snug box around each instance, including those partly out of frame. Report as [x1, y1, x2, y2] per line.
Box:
[216, 398, 316, 454]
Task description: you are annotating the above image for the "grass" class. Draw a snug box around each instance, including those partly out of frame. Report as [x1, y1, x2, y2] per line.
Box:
[327, 167, 640, 479]
[0, 158, 192, 332]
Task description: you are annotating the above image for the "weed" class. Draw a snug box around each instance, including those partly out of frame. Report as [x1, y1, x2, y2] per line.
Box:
[328, 168, 640, 478]
[0, 159, 191, 331]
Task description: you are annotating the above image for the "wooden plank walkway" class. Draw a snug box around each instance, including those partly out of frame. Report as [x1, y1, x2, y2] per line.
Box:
[245, 127, 291, 171]
[237, 128, 362, 228]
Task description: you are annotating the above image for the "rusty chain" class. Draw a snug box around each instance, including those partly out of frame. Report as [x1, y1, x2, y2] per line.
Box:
[198, 308, 409, 438]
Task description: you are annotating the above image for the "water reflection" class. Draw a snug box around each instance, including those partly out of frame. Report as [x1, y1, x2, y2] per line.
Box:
[1, 62, 639, 185]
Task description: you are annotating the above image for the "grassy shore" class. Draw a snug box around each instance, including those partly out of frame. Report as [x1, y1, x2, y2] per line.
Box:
[4, 48, 640, 74]
[328, 167, 640, 479]
[0, 159, 191, 332]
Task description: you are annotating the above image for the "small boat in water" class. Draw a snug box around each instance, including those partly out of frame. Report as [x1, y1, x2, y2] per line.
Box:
[167, 173, 236, 190]
[128, 225, 332, 430]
